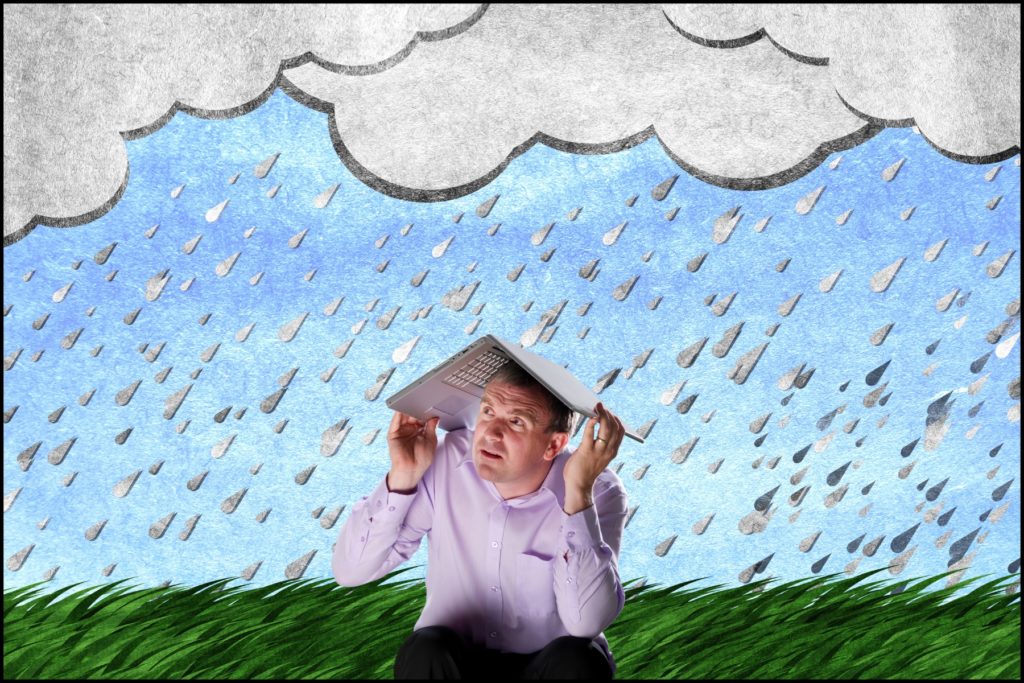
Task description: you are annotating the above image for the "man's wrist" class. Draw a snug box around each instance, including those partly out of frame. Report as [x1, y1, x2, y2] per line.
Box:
[387, 471, 420, 494]
[563, 485, 594, 515]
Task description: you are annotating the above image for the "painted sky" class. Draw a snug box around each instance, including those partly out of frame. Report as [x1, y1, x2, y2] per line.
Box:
[3, 88, 1019, 596]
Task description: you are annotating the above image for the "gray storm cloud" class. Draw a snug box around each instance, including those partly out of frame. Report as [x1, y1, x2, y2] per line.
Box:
[3, 3, 1020, 244]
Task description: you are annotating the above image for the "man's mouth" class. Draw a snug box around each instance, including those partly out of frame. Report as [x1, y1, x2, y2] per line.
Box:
[481, 448, 502, 459]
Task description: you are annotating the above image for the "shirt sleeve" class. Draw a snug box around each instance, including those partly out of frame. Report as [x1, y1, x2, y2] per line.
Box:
[551, 473, 628, 638]
[331, 440, 439, 587]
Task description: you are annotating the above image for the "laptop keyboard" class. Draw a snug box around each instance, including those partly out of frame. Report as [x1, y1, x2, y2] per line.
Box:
[442, 350, 509, 390]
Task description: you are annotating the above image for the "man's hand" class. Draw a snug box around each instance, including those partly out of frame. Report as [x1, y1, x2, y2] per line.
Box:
[562, 402, 624, 515]
[386, 411, 439, 492]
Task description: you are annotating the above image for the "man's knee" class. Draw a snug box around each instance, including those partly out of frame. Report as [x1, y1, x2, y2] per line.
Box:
[404, 626, 462, 649]
[525, 636, 613, 679]
[395, 626, 470, 679]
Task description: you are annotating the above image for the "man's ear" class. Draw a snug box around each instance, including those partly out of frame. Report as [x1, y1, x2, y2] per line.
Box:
[545, 432, 569, 460]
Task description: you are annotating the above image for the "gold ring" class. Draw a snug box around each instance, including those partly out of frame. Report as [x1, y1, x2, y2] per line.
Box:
[596, 437, 608, 444]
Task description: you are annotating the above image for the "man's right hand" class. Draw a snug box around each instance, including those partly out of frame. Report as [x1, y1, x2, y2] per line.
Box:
[386, 411, 440, 492]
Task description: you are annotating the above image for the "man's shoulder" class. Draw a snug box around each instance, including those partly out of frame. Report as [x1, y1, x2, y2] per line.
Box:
[436, 427, 473, 462]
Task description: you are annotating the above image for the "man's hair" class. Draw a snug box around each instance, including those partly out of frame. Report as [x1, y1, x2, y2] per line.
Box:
[485, 361, 575, 434]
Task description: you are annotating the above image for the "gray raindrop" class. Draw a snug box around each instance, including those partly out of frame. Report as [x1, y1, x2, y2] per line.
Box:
[254, 152, 280, 178]
[986, 250, 1015, 278]
[82, 518, 112, 542]
[712, 207, 742, 244]
[365, 367, 395, 401]
[991, 478, 1014, 501]
[970, 352, 991, 373]
[295, 465, 317, 485]
[676, 394, 698, 414]
[794, 367, 815, 389]
[826, 462, 851, 487]
[728, 343, 768, 385]
[612, 275, 639, 302]
[712, 322, 744, 358]
[711, 292, 736, 317]
[948, 528, 981, 566]
[477, 194, 500, 218]
[862, 535, 885, 557]
[221, 489, 247, 514]
[671, 437, 699, 464]
[314, 184, 339, 209]
[847, 533, 865, 553]
[654, 535, 677, 557]
[778, 293, 801, 317]
[754, 486, 779, 512]
[677, 338, 707, 368]
[749, 413, 772, 434]
[532, 222, 555, 246]
[882, 157, 905, 181]
[278, 312, 309, 342]
[113, 470, 141, 498]
[150, 512, 176, 539]
[925, 478, 949, 501]
[870, 323, 895, 346]
[865, 360, 890, 386]
[795, 186, 825, 215]
[285, 550, 317, 579]
[792, 444, 811, 463]
[901, 438, 919, 457]
[187, 470, 209, 492]
[322, 419, 351, 456]
[936, 288, 959, 312]
[870, 257, 905, 293]
[215, 251, 241, 277]
[94, 241, 117, 264]
[164, 383, 192, 420]
[47, 437, 77, 465]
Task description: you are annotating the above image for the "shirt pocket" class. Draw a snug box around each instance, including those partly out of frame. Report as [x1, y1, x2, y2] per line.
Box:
[514, 552, 557, 619]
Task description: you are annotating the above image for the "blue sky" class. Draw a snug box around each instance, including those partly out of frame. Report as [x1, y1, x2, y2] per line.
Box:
[3, 88, 1020, 595]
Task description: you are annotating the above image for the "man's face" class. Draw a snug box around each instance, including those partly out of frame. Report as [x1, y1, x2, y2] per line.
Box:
[471, 381, 568, 499]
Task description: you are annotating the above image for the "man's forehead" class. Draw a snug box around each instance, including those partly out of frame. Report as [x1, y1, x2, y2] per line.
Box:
[481, 382, 549, 417]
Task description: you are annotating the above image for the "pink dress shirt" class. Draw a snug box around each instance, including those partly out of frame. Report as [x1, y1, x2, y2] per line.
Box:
[332, 427, 628, 673]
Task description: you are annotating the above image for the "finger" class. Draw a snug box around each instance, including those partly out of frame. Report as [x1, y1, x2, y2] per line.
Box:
[595, 403, 612, 445]
[388, 411, 404, 436]
[611, 415, 625, 450]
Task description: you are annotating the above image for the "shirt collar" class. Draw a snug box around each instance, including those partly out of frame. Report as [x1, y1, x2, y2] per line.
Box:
[457, 432, 571, 508]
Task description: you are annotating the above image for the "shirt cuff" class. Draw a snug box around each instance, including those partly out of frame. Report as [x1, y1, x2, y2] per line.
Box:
[562, 501, 604, 549]
[362, 476, 419, 528]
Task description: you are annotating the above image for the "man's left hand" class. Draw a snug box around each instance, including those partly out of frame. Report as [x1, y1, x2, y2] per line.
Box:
[563, 402, 625, 514]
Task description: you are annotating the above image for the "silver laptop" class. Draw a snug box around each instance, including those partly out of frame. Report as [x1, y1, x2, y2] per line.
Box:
[386, 334, 645, 443]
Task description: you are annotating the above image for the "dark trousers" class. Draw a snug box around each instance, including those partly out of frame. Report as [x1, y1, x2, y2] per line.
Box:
[394, 625, 614, 679]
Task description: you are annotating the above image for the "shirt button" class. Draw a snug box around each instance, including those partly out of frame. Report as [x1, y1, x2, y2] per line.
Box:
[489, 632, 497, 638]
[491, 541, 498, 548]
[360, 537, 365, 542]
[490, 586, 499, 592]
[388, 506, 395, 511]
[568, 531, 575, 537]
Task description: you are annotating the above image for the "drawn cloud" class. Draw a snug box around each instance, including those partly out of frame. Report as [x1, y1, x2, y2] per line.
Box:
[3, 4, 1020, 244]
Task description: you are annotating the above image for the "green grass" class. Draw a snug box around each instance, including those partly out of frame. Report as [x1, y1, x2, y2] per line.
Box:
[4, 568, 1019, 679]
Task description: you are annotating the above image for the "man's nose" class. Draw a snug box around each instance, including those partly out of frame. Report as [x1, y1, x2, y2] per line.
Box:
[484, 420, 504, 441]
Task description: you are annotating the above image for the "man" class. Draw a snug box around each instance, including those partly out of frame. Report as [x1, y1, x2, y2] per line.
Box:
[333, 361, 629, 679]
